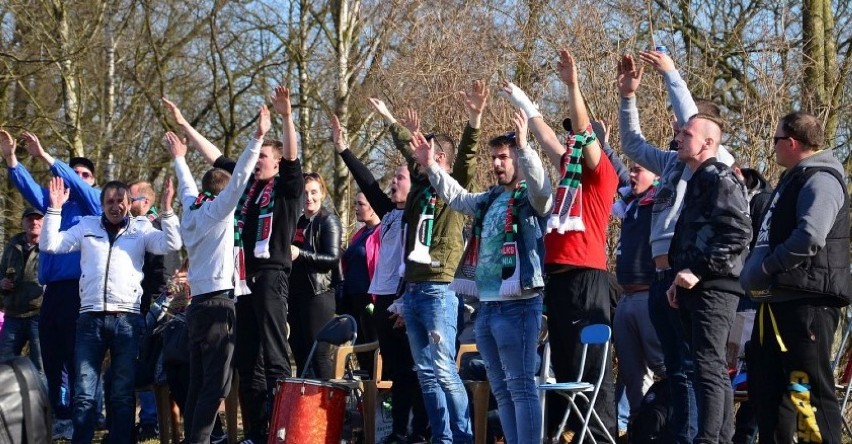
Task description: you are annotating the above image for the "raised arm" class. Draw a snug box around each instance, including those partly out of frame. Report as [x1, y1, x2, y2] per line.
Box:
[453, 80, 485, 187]
[270, 86, 298, 161]
[143, 212, 183, 255]
[0, 131, 48, 211]
[411, 132, 483, 215]
[39, 177, 81, 254]
[0, 130, 19, 169]
[369, 98, 417, 172]
[162, 97, 223, 165]
[499, 81, 565, 166]
[617, 53, 673, 175]
[558, 49, 601, 170]
[638, 50, 697, 125]
[513, 110, 553, 216]
[331, 114, 394, 217]
[165, 132, 198, 205]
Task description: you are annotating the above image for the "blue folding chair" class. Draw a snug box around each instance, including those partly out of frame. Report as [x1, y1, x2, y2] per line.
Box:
[539, 323, 616, 444]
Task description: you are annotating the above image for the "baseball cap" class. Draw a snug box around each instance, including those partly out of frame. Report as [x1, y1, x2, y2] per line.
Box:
[69, 157, 95, 175]
[22, 207, 44, 218]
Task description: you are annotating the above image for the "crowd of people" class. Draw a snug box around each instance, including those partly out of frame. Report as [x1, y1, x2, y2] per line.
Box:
[0, 47, 848, 444]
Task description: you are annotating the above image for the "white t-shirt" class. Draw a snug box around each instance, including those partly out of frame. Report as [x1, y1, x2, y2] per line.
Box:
[368, 208, 405, 296]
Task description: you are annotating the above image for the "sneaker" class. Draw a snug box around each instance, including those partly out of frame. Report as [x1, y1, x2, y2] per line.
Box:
[52, 418, 73, 440]
[136, 422, 159, 441]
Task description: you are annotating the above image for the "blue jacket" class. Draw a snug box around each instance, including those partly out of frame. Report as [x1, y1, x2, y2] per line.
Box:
[8, 160, 102, 284]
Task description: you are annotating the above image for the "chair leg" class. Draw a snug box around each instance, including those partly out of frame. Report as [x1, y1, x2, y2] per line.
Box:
[225, 373, 240, 444]
[362, 382, 377, 444]
[471, 383, 490, 444]
[153, 384, 172, 444]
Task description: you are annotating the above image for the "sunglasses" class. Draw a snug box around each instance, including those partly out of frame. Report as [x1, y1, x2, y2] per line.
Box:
[130, 196, 147, 203]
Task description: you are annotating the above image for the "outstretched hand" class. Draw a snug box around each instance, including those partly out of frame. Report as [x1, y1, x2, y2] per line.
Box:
[330, 114, 347, 153]
[638, 50, 676, 74]
[161, 177, 175, 212]
[409, 132, 434, 169]
[0, 130, 16, 161]
[164, 132, 187, 158]
[459, 80, 488, 117]
[256, 104, 271, 139]
[398, 109, 420, 134]
[270, 86, 292, 116]
[557, 49, 579, 86]
[367, 98, 396, 123]
[617, 54, 644, 97]
[498, 80, 542, 120]
[48, 176, 69, 209]
[21, 132, 47, 159]
[162, 98, 188, 127]
[512, 109, 529, 150]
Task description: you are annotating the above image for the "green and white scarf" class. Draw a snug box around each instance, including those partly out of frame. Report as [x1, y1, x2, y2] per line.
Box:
[405, 186, 438, 266]
[450, 181, 526, 298]
[233, 177, 277, 294]
[547, 127, 596, 233]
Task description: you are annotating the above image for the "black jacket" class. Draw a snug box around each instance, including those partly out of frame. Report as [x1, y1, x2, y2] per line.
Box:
[294, 208, 342, 295]
[669, 158, 751, 294]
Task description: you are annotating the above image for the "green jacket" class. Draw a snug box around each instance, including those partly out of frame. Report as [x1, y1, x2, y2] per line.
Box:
[0, 233, 42, 318]
[390, 122, 479, 283]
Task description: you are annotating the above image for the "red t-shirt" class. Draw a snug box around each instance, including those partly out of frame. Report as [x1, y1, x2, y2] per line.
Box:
[544, 154, 618, 270]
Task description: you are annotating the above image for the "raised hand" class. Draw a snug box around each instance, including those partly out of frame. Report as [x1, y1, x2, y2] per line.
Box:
[330, 114, 347, 153]
[398, 109, 420, 134]
[512, 109, 529, 150]
[21, 132, 47, 159]
[591, 120, 609, 145]
[617, 54, 644, 98]
[162, 98, 188, 127]
[256, 104, 271, 139]
[498, 80, 541, 120]
[557, 49, 579, 86]
[638, 50, 676, 74]
[459, 79, 488, 117]
[409, 132, 434, 169]
[0, 130, 16, 163]
[270, 86, 292, 116]
[161, 177, 175, 212]
[48, 176, 69, 209]
[164, 132, 187, 158]
[367, 98, 396, 124]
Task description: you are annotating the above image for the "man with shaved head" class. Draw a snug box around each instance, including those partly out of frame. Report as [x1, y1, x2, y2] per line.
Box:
[666, 114, 752, 441]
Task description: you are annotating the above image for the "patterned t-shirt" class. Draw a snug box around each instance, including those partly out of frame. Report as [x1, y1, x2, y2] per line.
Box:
[475, 191, 511, 301]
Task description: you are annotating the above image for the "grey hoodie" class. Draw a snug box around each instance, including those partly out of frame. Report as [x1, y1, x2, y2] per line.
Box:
[619, 70, 734, 259]
[739, 149, 847, 297]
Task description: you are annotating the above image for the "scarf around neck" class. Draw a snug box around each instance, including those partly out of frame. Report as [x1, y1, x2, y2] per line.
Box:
[547, 127, 597, 233]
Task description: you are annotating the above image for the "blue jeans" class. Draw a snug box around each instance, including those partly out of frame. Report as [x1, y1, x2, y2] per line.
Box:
[0, 316, 45, 384]
[403, 282, 472, 444]
[649, 271, 697, 444]
[72, 312, 143, 444]
[475, 295, 542, 444]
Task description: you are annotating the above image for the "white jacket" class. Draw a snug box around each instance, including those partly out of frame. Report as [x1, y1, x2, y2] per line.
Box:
[40, 210, 182, 313]
[176, 137, 262, 297]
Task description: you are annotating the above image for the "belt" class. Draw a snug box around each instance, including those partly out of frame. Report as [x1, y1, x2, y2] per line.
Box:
[654, 269, 674, 282]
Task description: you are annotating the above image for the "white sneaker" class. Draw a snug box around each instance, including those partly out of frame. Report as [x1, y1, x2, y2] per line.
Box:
[52, 418, 73, 440]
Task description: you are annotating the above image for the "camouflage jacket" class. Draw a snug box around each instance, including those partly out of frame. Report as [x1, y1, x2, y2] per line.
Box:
[669, 158, 751, 289]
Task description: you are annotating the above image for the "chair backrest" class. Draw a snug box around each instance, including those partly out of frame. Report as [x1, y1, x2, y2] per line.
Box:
[315, 315, 358, 346]
[575, 324, 612, 384]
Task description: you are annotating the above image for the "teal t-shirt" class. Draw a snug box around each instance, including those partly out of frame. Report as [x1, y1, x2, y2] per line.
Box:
[475, 191, 511, 301]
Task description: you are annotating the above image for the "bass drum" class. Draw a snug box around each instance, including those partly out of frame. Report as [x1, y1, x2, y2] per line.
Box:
[268, 378, 349, 444]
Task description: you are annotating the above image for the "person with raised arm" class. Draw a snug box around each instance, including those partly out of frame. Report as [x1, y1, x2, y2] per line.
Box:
[365, 80, 486, 444]
[166, 103, 269, 443]
[616, 50, 736, 443]
[40, 175, 181, 444]
[331, 114, 429, 443]
[411, 106, 551, 444]
[500, 49, 619, 440]
[0, 129, 101, 440]
[163, 88, 303, 444]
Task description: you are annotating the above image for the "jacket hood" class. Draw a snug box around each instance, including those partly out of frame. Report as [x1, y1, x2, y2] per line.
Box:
[740, 168, 771, 193]
[794, 149, 845, 176]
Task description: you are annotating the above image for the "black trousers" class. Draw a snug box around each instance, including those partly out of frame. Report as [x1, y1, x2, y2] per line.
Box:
[544, 269, 617, 441]
[288, 288, 336, 379]
[235, 270, 292, 441]
[185, 291, 235, 444]
[338, 291, 377, 375]
[165, 362, 226, 443]
[747, 300, 841, 444]
[372, 295, 429, 437]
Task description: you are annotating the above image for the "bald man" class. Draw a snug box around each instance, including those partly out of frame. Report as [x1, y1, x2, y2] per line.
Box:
[666, 114, 752, 442]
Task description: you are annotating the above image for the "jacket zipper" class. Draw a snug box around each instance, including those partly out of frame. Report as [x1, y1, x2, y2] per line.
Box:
[102, 223, 128, 309]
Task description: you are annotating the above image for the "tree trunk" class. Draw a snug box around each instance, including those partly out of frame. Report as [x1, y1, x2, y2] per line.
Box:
[53, 0, 85, 158]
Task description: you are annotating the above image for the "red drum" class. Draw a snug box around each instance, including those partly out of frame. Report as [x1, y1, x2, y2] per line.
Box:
[268, 378, 349, 444]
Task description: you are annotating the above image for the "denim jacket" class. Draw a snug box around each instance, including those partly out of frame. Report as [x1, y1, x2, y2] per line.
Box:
[425, 146, 553, 300]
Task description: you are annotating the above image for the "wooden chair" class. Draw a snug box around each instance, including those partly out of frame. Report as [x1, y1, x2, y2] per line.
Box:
[333, 340, 385, 443]
[457, 343, 490, 444]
